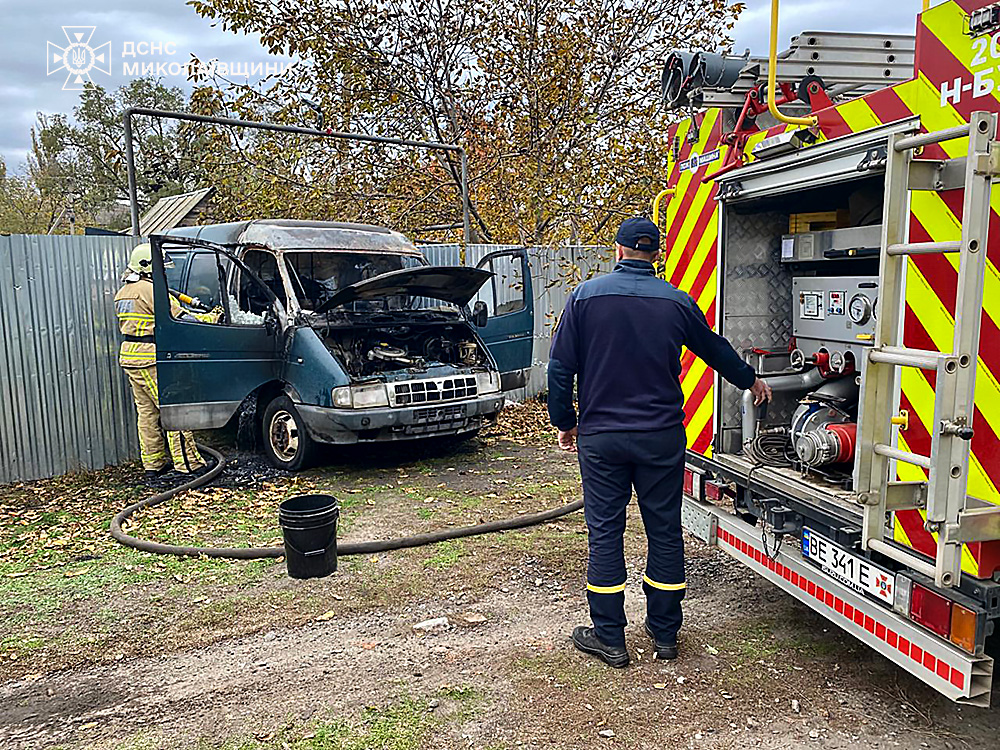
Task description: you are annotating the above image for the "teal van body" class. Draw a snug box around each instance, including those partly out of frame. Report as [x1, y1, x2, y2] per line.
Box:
[148, 220, 533, 468]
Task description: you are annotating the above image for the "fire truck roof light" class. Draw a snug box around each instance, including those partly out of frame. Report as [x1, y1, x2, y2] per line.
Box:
[910, 583, 952, 639]
[949, 603, 979, 654]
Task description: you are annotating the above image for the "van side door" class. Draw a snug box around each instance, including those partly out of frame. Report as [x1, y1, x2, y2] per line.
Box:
[150, 235, 285, 431]
[472, 249, 534, 390]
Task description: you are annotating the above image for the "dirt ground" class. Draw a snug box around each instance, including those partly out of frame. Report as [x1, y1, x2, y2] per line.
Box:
[1, 400, 998, 749]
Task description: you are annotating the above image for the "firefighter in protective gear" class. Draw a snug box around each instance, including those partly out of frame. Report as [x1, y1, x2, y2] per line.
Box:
[114, 243, 219, 481]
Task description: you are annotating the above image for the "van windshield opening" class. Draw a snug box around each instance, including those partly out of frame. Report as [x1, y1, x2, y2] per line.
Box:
[285, 251, 457, 313]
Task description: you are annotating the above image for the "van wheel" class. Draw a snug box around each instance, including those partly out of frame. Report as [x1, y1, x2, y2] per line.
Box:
[262, 395, 317, 471]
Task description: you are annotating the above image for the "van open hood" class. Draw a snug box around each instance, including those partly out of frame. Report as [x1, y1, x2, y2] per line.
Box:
[313, 266, 492, 313]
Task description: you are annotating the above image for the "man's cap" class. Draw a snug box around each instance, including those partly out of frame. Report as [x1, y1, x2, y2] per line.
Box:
[615, 217, 660, 253]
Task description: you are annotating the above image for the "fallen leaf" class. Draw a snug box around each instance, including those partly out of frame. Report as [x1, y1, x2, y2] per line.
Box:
[315, 610, 336, 622]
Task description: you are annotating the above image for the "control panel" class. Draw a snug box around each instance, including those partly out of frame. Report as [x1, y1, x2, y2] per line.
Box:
[792, 276, 878, 374]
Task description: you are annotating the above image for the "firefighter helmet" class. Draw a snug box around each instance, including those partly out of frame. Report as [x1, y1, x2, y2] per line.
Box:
[127, 243, 173, 274]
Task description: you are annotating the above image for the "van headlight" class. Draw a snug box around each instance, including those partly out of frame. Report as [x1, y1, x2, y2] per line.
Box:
[476, 371, 501, 395]
[332, 383, 389, 408]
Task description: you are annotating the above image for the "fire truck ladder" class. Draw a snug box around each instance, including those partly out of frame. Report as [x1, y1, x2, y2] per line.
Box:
[855, 111, 1000, 589]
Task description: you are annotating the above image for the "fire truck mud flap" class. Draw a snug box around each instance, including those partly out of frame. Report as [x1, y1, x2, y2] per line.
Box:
[680, 491, 995, 706]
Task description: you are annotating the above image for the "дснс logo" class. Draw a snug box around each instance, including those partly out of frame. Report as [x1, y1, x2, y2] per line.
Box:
[47, 26, 112, 91]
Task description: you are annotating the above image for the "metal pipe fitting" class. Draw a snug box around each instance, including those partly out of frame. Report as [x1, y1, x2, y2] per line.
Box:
[741, 367, 826, 445]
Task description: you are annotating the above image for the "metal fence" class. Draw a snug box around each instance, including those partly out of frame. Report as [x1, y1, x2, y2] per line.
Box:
[425, 243, 615, 401]
[0, 236, 611, 484]
[0, 234, 141, 484]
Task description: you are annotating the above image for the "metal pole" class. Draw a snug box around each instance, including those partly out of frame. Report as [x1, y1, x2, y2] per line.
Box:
[460, 150, 471, 244]
[124, 111, 140, 237]
[123, 107, 467, 240]
[125, 107, 463, 154]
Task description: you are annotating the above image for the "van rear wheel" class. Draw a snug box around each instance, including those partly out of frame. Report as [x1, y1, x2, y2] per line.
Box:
[262, 395, 317, 471]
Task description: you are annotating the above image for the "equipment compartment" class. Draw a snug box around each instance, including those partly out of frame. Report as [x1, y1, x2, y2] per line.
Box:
[715, 172, 885, 492]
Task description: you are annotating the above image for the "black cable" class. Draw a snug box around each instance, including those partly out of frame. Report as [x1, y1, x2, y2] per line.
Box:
[110, 444, 584, 559]
[743, 431, 793, 468]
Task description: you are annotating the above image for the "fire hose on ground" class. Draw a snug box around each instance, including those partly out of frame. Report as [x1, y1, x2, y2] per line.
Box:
[110, 444, 584, 560]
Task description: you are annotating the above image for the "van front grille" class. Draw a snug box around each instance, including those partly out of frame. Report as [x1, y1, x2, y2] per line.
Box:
[390, 376, 478, 406]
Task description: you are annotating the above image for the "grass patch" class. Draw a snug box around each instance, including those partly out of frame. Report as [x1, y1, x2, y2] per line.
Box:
[179, 698, 437, 750]
[513, 650, 607, 691]
[422, 540, 465, 570]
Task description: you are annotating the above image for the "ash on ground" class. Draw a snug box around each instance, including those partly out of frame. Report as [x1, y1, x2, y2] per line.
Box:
[211, 451, 296, 489]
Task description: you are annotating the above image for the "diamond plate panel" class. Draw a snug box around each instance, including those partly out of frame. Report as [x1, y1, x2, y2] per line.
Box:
[719, 210, 796, 452]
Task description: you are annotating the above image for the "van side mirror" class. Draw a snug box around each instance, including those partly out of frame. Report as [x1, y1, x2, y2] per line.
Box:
[472, 300, 488, 327]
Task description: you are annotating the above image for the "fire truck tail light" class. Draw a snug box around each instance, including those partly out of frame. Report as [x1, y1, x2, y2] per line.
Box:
[910, 583, 952, 639]
[893, 574, 912, 617]
[949, 603, 978, 654]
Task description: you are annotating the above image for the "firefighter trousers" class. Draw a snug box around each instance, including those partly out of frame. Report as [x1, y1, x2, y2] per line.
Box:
[577, 426, 687, 648]
[125, 366, 205, 473]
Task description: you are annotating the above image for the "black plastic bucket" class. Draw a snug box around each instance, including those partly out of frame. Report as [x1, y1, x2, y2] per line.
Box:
[278, 494, 339, 579]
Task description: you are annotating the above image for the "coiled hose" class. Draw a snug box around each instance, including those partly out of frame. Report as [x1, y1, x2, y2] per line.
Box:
[111, 444, 584, 559]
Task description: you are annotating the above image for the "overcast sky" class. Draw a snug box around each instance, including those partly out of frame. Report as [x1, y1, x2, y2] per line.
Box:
[0, 1, 924, 173]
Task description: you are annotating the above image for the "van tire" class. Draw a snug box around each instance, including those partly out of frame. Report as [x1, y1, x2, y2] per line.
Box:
[262, 395, 317, 471]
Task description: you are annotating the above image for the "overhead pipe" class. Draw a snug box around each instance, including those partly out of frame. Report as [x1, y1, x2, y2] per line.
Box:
[767, 0, 818, 128]
[123, 108, 472, 243]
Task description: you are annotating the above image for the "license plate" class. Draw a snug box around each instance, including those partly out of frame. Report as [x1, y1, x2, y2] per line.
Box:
[801, 528, 895, 607]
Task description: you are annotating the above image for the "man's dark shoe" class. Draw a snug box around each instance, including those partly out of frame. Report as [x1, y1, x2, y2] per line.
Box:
[571, 626, 630, 668]
[644, 619, 679, 660]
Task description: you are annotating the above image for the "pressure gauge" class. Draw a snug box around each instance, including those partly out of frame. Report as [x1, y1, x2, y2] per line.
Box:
[848, 293, 872, 324]
[872, 296, 878, 320]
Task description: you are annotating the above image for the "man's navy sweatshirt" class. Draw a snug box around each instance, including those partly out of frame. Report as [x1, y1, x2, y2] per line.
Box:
[547, 259, 756, 435]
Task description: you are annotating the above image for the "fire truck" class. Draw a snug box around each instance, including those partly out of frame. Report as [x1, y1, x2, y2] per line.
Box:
[668, 0, 1000, 705]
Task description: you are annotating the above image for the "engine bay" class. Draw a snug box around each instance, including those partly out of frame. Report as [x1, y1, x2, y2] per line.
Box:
[318, 319, 488, 378]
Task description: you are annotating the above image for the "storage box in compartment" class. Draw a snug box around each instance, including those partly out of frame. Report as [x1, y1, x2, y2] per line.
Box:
[788, 209, 850, 233]
[780, 225, 883, 263]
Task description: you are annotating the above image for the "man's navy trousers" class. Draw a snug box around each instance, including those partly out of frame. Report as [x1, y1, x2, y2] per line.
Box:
[578, 426, 687, 647]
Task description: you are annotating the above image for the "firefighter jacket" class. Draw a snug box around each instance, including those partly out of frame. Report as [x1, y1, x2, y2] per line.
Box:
[114, 276, 212, 368]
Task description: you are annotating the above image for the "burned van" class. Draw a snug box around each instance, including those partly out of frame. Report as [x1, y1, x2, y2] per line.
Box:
[149, 219, 532, 469]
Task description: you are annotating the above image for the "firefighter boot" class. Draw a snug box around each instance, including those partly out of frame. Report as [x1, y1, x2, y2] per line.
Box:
[571, 626, 630, 668]
[644, 618, 678, 660]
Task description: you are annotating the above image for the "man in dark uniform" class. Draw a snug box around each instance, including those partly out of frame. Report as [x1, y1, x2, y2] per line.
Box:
[548, 216, 771, 667]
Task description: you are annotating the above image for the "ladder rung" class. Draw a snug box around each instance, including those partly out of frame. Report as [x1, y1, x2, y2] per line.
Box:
[886, 241, 962, 256]
[874, 444, 932, 469]
[869, 346, 946, 370]
[868, 539, 936, 579]
[895, 124, 971, 152]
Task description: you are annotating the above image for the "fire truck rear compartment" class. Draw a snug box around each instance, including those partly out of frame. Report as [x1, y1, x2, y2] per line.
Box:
[715, 175, 884, 495]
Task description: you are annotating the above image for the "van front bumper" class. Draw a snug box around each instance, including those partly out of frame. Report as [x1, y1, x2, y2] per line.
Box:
[297, 394, 506, 444]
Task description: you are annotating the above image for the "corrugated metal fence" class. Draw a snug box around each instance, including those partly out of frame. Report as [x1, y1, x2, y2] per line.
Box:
[425, 244, 615, 401]
[0, 236, 611, 484]
[0, 234, 140, 484]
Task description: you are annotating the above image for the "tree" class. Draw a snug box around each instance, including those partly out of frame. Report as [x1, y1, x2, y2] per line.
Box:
[0, 79, 207, 233]
[0, 158, 61, 234]
[187, 0, 743, 244]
